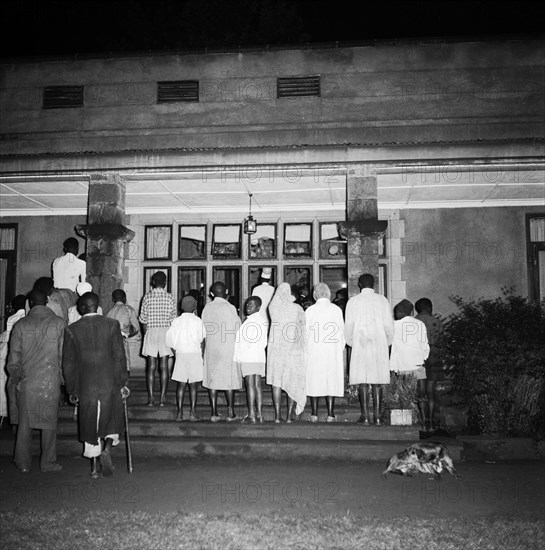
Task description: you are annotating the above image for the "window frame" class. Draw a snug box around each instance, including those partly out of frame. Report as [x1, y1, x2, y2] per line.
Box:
[211, 223, 242, 260]
[283, 222, 313, 259]
[143, 266, 172, 295]
[178, 224, 207, 261]
[144, 224, 173, 261]
[248, 222, 277, 260]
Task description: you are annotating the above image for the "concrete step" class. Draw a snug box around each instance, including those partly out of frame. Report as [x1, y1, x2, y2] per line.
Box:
[0, 433, 462, 462]
[53, 418, 421, 440]
[58, 403, 363, 422]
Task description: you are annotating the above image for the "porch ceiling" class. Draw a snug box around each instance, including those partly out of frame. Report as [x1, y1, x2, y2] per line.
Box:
[0, 167, 543, 216]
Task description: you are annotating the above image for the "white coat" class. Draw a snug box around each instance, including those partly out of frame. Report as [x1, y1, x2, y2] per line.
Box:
[305, 298, 346, 397]
[344, 288, 394, 385]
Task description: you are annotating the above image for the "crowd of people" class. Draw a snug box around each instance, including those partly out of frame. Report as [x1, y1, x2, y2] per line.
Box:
[0, 238, 444, 478]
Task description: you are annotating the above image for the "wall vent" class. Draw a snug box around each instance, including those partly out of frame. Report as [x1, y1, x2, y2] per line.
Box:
[157, 81, 199, 103]
[43, 86, 84, 109]
[277, 75, 320, 98]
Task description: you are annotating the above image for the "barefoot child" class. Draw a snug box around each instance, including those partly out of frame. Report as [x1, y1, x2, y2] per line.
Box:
[166, 295, 206, 422]
[234, 297, 268, 423]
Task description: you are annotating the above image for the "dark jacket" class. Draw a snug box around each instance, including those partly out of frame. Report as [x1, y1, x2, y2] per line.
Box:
[6, 305, 65, 430]
[62, 314, 127, 444]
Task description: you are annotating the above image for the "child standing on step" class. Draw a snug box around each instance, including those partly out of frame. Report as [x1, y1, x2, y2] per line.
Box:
[234, 297, 269, 423]
[390, 299, 430, 430]
[166, 295, 206, 422]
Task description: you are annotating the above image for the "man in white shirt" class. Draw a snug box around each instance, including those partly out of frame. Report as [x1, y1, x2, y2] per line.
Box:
[251, 267, 274, 320]
[166, 295, 206, 422]
[52, 238, 86, 293]
[234, 296, 268, 423]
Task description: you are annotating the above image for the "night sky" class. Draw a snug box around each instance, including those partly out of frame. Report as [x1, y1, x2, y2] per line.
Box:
[1, 0, 544, 59]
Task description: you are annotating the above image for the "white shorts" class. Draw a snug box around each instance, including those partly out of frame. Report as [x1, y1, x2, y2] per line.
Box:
[142, 327, 173, 357]
[172, 353, 204, 384]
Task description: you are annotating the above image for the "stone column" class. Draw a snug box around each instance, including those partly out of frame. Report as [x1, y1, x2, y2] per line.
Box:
[340, 171, 387, 297]
[76, 173, 134, 310]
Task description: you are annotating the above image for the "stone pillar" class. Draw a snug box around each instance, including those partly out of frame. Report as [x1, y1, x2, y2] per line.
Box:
[339, 172, 387, 297]
[76, 173, 134, 310]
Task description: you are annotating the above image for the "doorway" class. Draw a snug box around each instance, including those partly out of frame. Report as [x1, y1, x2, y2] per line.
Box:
[0, 224, 17, 331]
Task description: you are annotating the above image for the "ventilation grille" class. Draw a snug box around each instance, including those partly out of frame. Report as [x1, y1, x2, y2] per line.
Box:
[157, 81, 199, 103]
[277, 75, 320, 98]
[43, 86, 84, 109]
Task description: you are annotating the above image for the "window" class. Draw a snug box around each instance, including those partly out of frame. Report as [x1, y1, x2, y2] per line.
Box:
[0, 226, 16, 251]
[527, 214, 545, 303]
[43, 86, 84, 109]
[144, 225, 172, 260]
[212, 224, 241, 259]
[277, 76, 320, 98]
[212, 266, 242, 313]
[284, 266, 312, 304]
[179, 225, 207, 260]
[143, 266, 172, 294]
[284, 223, 312, 258]
[319, 222, 346, 259]
[319, 266, 347, 299]
[178, 267, 206, 315]
[157, 81, 199, 103]
[249, 223, 277, 259]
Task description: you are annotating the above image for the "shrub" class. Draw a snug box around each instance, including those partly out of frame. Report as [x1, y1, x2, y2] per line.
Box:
[383, 373, 418, 410]
[440, 289, 545, 438]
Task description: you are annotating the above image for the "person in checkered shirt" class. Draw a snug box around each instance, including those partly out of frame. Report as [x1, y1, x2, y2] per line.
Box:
[139, 271, 176, 406]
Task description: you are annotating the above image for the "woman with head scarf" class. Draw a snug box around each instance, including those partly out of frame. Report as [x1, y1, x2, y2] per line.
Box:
[305, 283, 346, 422]
[266, 283, 307, 422]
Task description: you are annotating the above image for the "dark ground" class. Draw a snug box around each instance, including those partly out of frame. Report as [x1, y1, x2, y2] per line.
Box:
[1, 452, 543, 519]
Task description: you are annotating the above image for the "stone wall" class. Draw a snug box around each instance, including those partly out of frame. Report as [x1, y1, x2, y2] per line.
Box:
[400, 205, 544, 316]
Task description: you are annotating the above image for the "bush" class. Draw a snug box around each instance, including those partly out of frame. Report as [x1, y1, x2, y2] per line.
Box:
[441, 289, 545, 438]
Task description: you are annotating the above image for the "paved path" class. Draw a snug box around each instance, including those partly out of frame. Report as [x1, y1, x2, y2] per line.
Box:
[1, 453, 543, 519]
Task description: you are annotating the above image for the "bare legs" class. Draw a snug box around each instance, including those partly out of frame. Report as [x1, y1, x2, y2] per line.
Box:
[272, 385, 283, 423]
[244, 375, 263, 422]
[358, 384, 383, 425]
[357, 384, 371, 423]
[417, 379, 437, 431]
[416, 379, 427, 430]
[310, 396, 336, 420]
[146, 355, 170, 406]
[427, 380, 437, 431]
[372, 384, 383, 426]
[208, 389, 236, 420]
[272, 386, 298, 423]
[146, 356, 156, 405]
[326, 396, 335, 418]
[176, 381, 199, 421]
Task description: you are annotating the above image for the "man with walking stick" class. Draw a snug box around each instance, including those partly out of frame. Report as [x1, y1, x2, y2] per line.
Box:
[62, 292, 129, 479]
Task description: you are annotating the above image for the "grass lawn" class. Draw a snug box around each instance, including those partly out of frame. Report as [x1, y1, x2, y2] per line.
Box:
[1, 510, 543, 550]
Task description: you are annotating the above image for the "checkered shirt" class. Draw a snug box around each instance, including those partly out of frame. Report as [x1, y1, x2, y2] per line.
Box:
[139, 288, 176, 328]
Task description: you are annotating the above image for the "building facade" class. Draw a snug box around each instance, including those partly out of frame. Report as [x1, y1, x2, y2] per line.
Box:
[1, 37, 544, 368]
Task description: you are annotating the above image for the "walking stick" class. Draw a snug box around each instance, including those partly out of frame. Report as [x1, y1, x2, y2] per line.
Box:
[121, 387, 133, 474]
